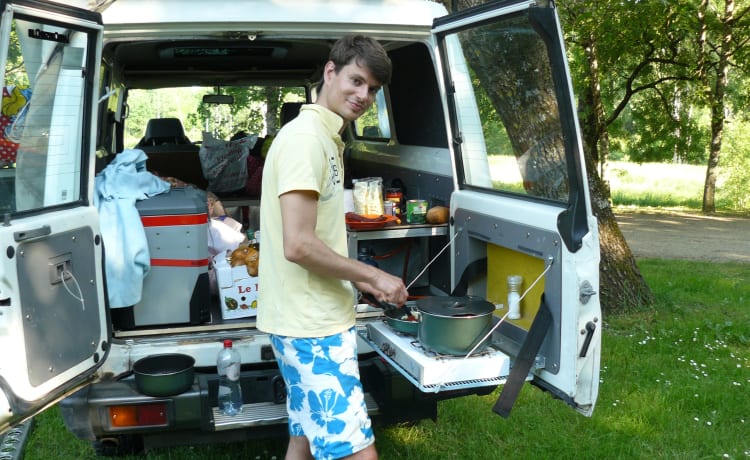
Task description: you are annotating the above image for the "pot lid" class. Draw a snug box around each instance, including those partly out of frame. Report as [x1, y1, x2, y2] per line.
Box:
[416, 295, 495, 317]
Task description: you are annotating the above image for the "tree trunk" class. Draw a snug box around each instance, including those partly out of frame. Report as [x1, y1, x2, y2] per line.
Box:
[264, 86, 282, 135]
[702, 0, 733, 213]
[583, 137, 655, 310]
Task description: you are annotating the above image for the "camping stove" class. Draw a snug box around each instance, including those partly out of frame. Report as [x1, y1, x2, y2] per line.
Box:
[364, 321, 510, 391]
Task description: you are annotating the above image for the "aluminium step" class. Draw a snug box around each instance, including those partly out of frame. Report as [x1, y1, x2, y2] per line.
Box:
[212, 393, 378, 431]
[0, 418, 34, 460]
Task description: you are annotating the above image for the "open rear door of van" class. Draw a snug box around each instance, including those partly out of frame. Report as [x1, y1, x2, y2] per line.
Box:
[434, 0, 601, 416]
[0, 0, 106, 432]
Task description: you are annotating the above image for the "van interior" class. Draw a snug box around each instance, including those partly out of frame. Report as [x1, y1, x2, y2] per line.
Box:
[96, 37, 457, 333]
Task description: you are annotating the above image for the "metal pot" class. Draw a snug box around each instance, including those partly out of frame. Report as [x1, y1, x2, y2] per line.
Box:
[133, 353, 195, 397]
[416, 295, 495, 355]
[384, 306, 420, 336]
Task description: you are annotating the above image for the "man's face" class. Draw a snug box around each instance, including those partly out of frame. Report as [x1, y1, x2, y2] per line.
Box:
[318, 59, 382, 123]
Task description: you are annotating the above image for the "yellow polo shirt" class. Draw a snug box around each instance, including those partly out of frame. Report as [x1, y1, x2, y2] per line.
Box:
[257, 104, 356, 337]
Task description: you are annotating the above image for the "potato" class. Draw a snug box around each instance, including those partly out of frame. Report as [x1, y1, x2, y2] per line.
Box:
[425, 206, 449, 224]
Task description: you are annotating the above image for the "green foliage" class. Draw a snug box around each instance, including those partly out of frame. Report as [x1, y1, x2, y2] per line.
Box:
[717, 122, 750, 211]
[4, 24, 28, 87]
[124, 88, 204, 147]
[560, 0, 705, 165]
[613, 84, 710, 164]
[191, 86, 268, 140]
[558, 0, 750, 189]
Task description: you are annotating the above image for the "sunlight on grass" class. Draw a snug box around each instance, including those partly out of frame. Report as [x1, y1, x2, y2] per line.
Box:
[608, 161, 707, 209]
[489, 158, 717, 210]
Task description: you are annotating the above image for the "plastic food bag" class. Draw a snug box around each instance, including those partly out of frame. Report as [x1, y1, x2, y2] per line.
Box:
[352, 177, 384, 215]
[199, 132, 258, 192]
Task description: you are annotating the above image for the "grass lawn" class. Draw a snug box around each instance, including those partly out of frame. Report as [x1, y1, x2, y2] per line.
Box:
[608, 161, 707, 210]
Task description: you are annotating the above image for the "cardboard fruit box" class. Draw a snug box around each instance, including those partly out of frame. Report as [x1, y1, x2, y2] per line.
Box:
[213, 252, 258, 320]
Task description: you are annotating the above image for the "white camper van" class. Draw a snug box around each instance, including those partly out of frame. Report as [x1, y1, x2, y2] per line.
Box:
[0, 0, 601, 455]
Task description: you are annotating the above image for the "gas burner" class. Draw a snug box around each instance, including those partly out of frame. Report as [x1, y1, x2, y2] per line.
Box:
[365, 321, 509, 387]
[409, 340, 495, 360]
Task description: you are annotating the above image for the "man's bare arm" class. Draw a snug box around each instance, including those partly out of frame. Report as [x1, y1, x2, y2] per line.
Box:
[279, 190, 407, 305]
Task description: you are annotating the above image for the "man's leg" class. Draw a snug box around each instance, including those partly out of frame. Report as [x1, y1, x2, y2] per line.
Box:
[343, 443, 377, 460]
[285, 435, 313, 460]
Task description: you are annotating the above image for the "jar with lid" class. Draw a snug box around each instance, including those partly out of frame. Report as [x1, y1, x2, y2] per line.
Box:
[385, 188, 403, 219]
[507, 275, 523, 320]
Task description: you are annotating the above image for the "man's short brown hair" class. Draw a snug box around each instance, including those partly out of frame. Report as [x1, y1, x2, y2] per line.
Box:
[317, 35, 392, 92]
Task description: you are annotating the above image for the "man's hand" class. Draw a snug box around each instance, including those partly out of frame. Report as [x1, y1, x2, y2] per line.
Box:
[354, 270, 408, 308]
[279, 190, 408, 307]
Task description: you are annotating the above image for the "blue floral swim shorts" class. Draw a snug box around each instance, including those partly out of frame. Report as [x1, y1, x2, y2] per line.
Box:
[270, 327, 374, 460]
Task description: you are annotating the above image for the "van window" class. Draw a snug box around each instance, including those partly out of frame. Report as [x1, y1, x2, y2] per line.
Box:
[444, 13, 571, 203]
[353, 89, 390, 140]
[388, 43, 447, 148]
[124, 86, 306, 147]
[1, 17, 96, 214]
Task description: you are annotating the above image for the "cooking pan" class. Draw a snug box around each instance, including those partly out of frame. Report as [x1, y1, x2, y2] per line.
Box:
[416, 295, 495, 356]
[384, 306, 420, 336]
[133, 353, 195, 397]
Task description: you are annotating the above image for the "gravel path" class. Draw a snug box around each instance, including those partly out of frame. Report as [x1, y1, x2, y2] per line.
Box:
[615, 211, 750, 263]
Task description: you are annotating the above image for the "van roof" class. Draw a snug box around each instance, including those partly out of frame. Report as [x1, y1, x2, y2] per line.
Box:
[101, 0, 446, 32]
[98, 0, 447, 89]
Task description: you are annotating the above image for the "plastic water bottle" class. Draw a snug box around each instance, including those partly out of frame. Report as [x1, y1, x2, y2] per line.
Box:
[217, 339, 243, 416]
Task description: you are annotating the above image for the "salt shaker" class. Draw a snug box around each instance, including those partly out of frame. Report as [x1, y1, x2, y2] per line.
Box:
[507, 275, 523, 320]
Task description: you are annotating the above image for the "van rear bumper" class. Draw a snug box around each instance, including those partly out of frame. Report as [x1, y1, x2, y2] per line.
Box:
[59, 355, 437, 449]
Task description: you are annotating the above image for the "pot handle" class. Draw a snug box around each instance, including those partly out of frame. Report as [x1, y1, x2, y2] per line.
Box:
[360, 292, 398, 311]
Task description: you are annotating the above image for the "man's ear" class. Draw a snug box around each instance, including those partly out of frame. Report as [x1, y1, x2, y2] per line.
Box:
[323, 60, 336, 83]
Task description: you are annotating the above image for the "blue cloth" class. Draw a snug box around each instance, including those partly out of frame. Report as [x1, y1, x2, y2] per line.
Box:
[94, 149, 171, 308]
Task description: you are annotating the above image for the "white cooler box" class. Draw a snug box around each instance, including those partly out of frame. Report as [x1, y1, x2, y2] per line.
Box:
[132, 186, 211, 327]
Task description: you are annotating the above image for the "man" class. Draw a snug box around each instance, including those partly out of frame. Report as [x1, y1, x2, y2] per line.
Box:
[257, 35, 407, 460]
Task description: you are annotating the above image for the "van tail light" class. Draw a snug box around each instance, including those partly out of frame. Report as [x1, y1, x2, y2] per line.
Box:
[109, 403, 168, 428]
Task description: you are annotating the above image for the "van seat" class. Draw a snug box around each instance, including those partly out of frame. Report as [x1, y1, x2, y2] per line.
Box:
[134, 118, 207, 189]
[137, 118, 193, 146]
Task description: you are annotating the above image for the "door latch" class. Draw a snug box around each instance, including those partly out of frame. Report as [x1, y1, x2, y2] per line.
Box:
[579, 321, 597, 358]
[48, 253, 73, 285]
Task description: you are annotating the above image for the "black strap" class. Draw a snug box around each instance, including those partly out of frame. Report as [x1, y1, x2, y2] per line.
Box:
[493, 294, 552, 418]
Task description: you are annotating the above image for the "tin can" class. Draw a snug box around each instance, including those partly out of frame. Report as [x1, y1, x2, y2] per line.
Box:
[384, 200, 394, 216]
[406, 199, 428, 224]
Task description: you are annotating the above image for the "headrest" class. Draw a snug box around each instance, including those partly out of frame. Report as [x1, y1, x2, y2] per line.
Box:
[280, 102, 304, 127]
[141, 118, 190, 145]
